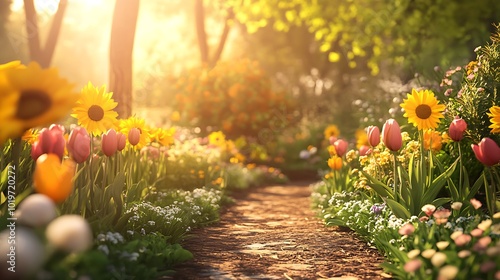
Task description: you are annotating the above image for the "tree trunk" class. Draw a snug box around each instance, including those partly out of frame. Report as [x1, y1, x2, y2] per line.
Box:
[194, 0, 209, 65]
[23, 0, 67, 67]
[40, 0, 67, 67]
[23, 0, 42, 62]
[109, 0, 140, 118]
[0, 0, 17, 63]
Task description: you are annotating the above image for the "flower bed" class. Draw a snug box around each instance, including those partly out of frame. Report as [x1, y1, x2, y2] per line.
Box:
[312, 28, 500, 280]
[0, 62, 287, 279]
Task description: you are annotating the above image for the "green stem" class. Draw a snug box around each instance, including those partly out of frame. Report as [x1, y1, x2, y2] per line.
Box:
[12, 138, 22, 196]
[88, 136, 95, 215]
[490, 167, 499, 214]
[392, 151, 398, 196]
[458, 143, 463, 201]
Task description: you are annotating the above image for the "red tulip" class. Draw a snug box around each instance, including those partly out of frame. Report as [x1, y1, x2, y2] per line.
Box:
[333, 139, 349, 157]
[471, 137, 500, 166]
[101, 129, 117, 157]
[359, 145, 370, 156]
[67, 126, 91, 163]
[116, 132, 127, 151]
[128, 128, 141, 146]
[31, 125, 66, 161]
[382, 119, 402, 151]
[367, 125, 380, 147]
[449, 116, 467, 142]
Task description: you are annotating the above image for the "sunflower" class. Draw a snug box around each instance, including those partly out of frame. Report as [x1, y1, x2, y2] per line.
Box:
[0, 62, 78, 144]
[0, 60, 22, 71]
[324, 125, 340, 140]
[151, 127, 176, 147]
[71, 82, 118, 136]
[400, 89, 445, 130]
[487, 105, 500, 133]
[119, 116, 150, 149]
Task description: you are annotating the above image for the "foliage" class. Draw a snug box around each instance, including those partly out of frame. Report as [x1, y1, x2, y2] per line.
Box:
[44, 232, 193, 280]
[446, 26, 500, 145]
[171, 59, 297, 139]
[222, 0, 500, 76]
[125, 187, 224, 242]
[312, 186, 500, 280]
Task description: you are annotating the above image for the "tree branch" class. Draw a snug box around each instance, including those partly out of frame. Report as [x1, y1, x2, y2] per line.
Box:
[210, 8, 234, 67]
[40, 0, 68, 67]
[194, 0, 209, 65]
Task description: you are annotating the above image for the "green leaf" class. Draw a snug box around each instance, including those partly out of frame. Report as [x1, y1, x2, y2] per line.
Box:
[361, 171, 394, 199]
[385, 198, 410, 219]
[466, 169, 485, 201]
[431, 197, 451, 208]
[172, 246, 193, 263]
[326, 218, 347, 227]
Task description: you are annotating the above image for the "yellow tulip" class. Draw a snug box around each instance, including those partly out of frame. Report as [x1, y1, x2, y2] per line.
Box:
[328, 156, 343, 170]
[33, 154, 76, 203]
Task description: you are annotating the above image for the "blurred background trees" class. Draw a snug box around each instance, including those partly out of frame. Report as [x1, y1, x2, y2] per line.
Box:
[1, 0, 500, 137]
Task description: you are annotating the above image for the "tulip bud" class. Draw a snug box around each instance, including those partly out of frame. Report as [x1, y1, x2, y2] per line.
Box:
[128, 128, 141, 146]
[116, 132, 127, 151]
[67, 126, 90, 163]
[333, 139, 348, 157]
[102, 129, 118, 157]
[382, 119, 402, 151]
[31, 126, 66, 161]
[449, 117, 467, 141]
[33, 154, 76, 203]
[358, 145, 370, 156]
[471, 137, 500, 166]
[366, 125, 380, 147]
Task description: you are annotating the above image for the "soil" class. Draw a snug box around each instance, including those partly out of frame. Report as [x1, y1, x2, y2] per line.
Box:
[170, 181, 389, 280]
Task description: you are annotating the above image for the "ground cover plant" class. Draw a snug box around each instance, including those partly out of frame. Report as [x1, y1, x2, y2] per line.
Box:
[312, 27, 500, 279]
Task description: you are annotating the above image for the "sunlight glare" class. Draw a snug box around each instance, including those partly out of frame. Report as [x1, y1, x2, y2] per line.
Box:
[11, 0, 103, 15]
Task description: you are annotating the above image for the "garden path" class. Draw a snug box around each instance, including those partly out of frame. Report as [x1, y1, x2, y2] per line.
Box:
[170, 181, 388, 280]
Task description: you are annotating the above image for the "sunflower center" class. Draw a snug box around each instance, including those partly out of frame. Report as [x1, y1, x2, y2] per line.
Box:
[415, 104, 432, 119]
[16, 90, 52, 120]
[88, 105, 105, 121]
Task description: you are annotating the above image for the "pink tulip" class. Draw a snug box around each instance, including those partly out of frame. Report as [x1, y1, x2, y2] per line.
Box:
[333, 139, 348, 157]
[449, 117, 467, 142]
[128, 128, 141, 146]
[367, 125, 380, 147]
[31, 125, 66, 161]
[358, 145, 370, 156]
[101, 129, 118, 157]
[67, 127, 90, 164]
[382, 119, 402, 151]
[116, 132, 127, 151]
[471, 137, 500, 166]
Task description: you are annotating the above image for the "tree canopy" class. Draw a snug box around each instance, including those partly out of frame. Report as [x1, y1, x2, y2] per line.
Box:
[222, 0, 500, 78]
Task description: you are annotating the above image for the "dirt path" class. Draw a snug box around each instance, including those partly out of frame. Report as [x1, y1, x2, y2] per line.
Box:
[172, 181, 388, 280]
